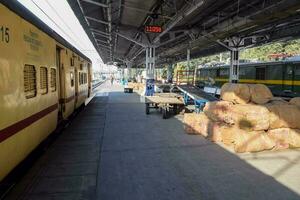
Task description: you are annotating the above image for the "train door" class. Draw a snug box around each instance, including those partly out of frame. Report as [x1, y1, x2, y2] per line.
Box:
[56, 47, 64, 121]
[87, 63, 92, 97]
[282, 64, 294, 94]
[74, 64, 79, 109]
[294, 64, 300, 95]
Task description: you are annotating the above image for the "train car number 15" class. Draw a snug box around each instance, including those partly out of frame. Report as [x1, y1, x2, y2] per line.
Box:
[0, 26, 10, 43]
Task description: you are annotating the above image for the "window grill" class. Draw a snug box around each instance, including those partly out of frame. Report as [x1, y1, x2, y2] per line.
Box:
[24, 65, 37, 98]
[50, 68, 57, 91]
[70, 58, 74, 66]
[70, 72, 74, 87]
[40, 67, 48, 94]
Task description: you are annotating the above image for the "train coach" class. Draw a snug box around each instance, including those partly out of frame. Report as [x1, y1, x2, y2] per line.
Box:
[195, 59, 300, 97]
[0, 1, 92, 181]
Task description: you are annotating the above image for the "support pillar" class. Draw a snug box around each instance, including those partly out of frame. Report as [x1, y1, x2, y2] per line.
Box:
[126, 61, 132, 80]
[145, 46, 155, 96]
[187, 48, 191, 84]
[167, 64, 173, 83]
[230, 48, 239, 83]
[187, 48, 190, 70]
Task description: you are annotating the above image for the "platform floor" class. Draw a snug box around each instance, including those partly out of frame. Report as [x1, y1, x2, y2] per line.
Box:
[5, 82, 300, 200]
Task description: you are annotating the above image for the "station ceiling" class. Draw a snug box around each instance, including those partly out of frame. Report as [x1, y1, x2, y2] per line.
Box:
[68, 0, 300, 67]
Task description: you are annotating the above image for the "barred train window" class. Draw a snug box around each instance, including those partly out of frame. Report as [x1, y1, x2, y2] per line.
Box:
[50, 68, 57, 92]
[70, 72, 74, 87]
[24, 65, 37, 99]
[79, 72, 81, 85]
[70, 58, 74, 66]
[40, 67, 48, 94]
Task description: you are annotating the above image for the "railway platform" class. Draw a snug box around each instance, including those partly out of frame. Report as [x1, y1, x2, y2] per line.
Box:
[5, 82, 300, 200]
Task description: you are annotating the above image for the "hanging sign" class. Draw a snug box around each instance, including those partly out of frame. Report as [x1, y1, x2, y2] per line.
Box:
[145, 25, 162, 33]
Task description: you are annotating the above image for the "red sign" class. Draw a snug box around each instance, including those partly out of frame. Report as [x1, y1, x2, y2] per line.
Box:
[145, 26, 162, 33]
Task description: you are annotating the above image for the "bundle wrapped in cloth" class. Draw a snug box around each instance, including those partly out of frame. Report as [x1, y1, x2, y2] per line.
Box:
[233, 131, 275, 153]
[289, 97, 300, 107]
[183, 113, 223, 141]
[248, 84, 273, 104]
[268, 128, 300, 149]
[220, 83, 251, 104]
[265, 104, 300, 129]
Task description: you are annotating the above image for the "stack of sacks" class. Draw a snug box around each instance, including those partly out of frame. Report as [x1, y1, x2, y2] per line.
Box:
[183, 83, 300, 153]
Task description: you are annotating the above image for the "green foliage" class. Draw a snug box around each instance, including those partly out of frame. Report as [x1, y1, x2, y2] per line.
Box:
[161, 68, 168, 79]
[240, 39, 300, 61]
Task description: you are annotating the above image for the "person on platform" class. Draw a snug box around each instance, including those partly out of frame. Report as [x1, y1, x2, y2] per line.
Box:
[110, 74, 114, 85]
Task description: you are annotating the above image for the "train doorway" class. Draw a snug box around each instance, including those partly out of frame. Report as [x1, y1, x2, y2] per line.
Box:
[283, 64, 294, 94]
[56, 47, 64, 122]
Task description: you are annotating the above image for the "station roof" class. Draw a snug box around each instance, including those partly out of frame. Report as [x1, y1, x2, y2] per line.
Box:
[68, 0, 300, 67]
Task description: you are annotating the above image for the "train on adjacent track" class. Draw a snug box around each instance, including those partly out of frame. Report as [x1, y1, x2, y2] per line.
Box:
[0, 1, 93, 181]
[195, 58, 300, 97]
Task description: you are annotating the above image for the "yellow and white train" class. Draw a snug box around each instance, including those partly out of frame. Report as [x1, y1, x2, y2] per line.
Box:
[0, 1, 93, 181]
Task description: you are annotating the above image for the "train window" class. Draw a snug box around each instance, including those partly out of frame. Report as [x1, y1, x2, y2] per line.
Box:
[295, 66, 300, 76]
[80, 64, 83, 70]
[239, 68, 246, 76]
[85, 73, 87, 83]
[70, 72, 74, 87]
[40, 67, 48, 94]
[50, 68, 57, 92]
[70, 58, 74, 66]
[79, 72, 82, 85]
[216, 69, 220, 77]
[287, 66, 293, 75]
[24, 65, 37, 99]
[256, 67, 266, 80]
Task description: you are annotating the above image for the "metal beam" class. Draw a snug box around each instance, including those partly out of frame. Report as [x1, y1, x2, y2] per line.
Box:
[90, 28, 110, 36]
[97, 43, 111, 50]
[153, 0, 205, 43]
[116, 33, 146, 47]
[80, 0, 108, 8]
[86, 16, 110, 25]
[93, 32, 110, 38]
[130, 47, 145, 61]
[95, 38, 110, 43]
[97, 41, 112, 47]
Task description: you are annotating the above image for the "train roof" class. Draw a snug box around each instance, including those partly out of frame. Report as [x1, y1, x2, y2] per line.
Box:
[199, 57, 300, 69]
[1, 0, 92, 63]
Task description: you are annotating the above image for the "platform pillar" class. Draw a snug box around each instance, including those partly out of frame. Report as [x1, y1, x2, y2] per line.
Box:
[230, 48, 239, 83]
[126, 61, 132, 80]
[167, 64, 173, 83]
[145, 46, 155, 96]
